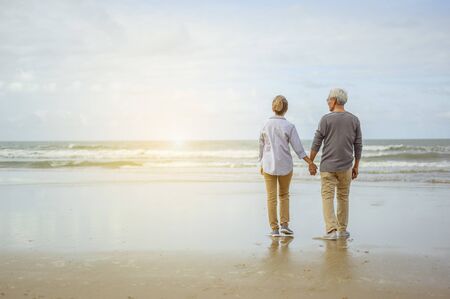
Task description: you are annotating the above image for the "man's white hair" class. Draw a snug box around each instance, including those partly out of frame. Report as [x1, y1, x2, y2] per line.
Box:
[328, 88, 348, 105]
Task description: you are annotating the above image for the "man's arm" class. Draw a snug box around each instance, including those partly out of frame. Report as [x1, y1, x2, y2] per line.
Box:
[309, 117, 326, 175]
[311, 117, 325, 157]
[352, 118, 363, 179]
[309, 150, 319, 162]
[352, 158, 360, 179]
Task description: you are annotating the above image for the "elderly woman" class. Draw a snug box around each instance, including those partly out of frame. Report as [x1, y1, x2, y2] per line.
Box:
[259, 95, 317, 236]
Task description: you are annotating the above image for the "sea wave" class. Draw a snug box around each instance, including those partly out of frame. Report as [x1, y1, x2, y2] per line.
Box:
[1, 159, 449, 171]
[67, 144, 112, 150]
[362, 152, 450, 161]
[364, 169, 450, 174]
[0, 160, 263, 169]
[0, 141, 449, 185]
[0, 149, 258, 160]
[0, 160, 144, 169]
[363, 144, 450, 153]
[2, 148, 450, 161]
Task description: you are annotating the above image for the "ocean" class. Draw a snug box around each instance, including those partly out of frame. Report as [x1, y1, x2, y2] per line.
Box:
[0, 139, 449, 185]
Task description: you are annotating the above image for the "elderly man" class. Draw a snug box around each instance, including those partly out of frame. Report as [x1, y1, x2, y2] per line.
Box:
[309, 88, 362, 240]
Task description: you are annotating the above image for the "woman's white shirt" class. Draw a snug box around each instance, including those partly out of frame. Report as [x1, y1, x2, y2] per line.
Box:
[258, 116, 307, 176]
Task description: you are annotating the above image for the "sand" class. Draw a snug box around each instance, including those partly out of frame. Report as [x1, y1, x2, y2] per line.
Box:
[0, 174, 449, 298]
[0, 247, 449, 299]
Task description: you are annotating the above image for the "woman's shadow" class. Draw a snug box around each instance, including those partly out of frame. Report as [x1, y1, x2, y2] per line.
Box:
[260, 236, 295, 274]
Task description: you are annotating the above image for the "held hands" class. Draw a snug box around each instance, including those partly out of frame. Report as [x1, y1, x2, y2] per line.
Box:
[260, 163, 319, 176]
[308, 162, 318, 176]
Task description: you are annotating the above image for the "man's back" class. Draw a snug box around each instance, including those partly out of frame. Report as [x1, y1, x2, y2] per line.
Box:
[311, 111, 362, 172]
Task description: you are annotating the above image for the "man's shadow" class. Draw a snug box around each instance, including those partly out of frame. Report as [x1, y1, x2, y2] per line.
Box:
[318, 238, 352, 286]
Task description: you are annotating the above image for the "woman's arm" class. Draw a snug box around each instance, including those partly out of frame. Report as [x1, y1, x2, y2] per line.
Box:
[290, 125, 316, 169]
[289, 125, 307, 160]
[258, 131, 265, 175]
[258, 131, 264, 162]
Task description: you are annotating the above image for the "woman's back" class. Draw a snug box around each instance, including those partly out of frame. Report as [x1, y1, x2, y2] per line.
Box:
[259, 94, 316, 236]
[259, 116, 307, 176]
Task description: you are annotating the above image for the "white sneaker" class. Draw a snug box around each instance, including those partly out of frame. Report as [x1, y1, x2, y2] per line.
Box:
[337, 230, 350, 239]
[280, 225, 294, 235]
[322, 231, 337, 240]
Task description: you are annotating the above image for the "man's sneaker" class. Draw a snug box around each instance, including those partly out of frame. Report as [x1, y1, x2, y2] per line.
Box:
[270, 229, 280, 237]
[337, 230, 350, 239]
[322, 231, 337, 240]
[280, 225, 294, 235]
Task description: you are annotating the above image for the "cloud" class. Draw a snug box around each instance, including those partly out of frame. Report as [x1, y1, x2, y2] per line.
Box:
[425, 86, 450, 96]
[18, 70, 34, 81]
[32, 110, 49, 123]
[8, 82, 23, 92]
[0, 0, 449, 139]
[42, 83, 57, 93]
[438, 111, 450, 119]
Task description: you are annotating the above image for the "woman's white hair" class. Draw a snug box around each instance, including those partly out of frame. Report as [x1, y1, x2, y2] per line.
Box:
[328, 88, 348, 105]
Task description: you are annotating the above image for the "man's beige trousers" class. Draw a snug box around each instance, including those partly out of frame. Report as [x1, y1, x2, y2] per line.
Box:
[263, 171, 293, 231]
[320, 168, 352, 233]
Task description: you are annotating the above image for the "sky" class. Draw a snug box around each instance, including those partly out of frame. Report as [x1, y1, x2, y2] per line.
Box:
[0, 0, 449, 141]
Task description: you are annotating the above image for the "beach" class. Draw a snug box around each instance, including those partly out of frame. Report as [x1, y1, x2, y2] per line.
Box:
[2, 0, 450, 296]
[0, 166, 449, 298]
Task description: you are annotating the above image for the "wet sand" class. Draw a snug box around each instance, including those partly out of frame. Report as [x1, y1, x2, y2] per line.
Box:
[0, 174, 449, 298]
[0, 246, 449, 299]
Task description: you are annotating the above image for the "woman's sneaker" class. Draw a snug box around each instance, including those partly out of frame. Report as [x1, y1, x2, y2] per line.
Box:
[322, 230, 337, 240]
[280, 225, 294, 235]
[270, 229, 281, 237]
[337, 230, 350, 239]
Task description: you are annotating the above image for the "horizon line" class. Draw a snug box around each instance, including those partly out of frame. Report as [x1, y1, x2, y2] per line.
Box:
[0, 138, 449, 142]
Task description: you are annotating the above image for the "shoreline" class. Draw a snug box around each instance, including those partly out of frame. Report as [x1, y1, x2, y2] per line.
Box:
[1, 168, 449, 187]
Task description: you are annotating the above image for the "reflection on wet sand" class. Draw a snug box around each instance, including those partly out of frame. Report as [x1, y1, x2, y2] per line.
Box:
[319, 239, 352, 287]
[258, 236, 296, 277]
[261, 236, 353, 291]
[267, 236, 294, 259]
